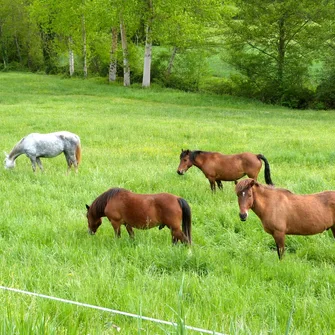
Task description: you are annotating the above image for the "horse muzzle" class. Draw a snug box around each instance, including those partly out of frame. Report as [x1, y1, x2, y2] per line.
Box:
[88, 229, 95, 235]
[239, 212, 248, 221]
[177, 170, 184, 175]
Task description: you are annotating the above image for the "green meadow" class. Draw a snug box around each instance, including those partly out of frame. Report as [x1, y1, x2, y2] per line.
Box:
[1, 72, 335, 334]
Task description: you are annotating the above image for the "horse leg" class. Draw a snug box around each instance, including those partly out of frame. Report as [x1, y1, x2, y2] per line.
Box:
[125, 224, 135, 239]
[110, 221, 121, 238]
[36, 157, 44, 172]
[171, 227, 189, 244]
[208, 179, 216, 192]
[29, 156, 37, 172]
[66, 158, 73, 175]
[272, 231, 285, 260]
[216, 180, 223, 190]
[64, 152, 76, 174]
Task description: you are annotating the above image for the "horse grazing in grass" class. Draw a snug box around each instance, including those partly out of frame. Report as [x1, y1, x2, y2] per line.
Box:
[235, 178, 335, 259]
[85, 188, 192, 244]
[4, 131, 81, 173]
[177, 149, 273, 191]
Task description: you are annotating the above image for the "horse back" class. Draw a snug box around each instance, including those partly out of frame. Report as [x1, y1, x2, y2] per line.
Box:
[201, 151, 261, 180]
[277, 190, 335, 234]
[104, 192, 181, 228]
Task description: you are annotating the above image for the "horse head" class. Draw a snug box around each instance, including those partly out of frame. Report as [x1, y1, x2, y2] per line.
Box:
[235, 179, 257, 221]
[4, 152, 15, 169]
[85, 204, 102, 235]
[177, 149, 193, 175]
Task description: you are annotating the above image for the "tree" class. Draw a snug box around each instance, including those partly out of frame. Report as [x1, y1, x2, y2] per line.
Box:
[0, 0, 43, 71]
[142, 0, 224, 88]
[120, 12, 130, 86]
[224, 0, 331, 105]
[142, 0, 153, 87]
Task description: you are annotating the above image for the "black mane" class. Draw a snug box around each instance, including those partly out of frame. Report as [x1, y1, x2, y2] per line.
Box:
[190, 150, 203, 162]
[180, 149, 204, 163]
[90, 187, 125, 216]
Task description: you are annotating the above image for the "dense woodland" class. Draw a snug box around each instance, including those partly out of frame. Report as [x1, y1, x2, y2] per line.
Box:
[1, 0, 335, 109]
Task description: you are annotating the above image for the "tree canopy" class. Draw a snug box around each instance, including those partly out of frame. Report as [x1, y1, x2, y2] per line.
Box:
[1, 0, 334, 108]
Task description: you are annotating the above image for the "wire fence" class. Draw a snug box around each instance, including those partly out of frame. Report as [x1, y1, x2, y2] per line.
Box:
[0, 285, 226, 335]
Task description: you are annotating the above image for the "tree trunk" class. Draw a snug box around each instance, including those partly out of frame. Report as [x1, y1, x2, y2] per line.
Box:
[109, 27, 118, 82]
[15, 33, 22, 63]
[120, 14, 130, 86]
[142, 24, 152, 87]
[142, 0, 153, 87]
[82, 14, 88, 78]
[0, 23, 7, 69]
[68, 36, 75, 76]
[39, 27, 54, 74]
[167, 46, 178, 76]
[277, 16, 285, 91]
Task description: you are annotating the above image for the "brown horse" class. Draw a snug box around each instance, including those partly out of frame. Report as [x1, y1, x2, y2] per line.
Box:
[235, 178, 335, 259]
[85, 188, 191, 244]
[177, 149, 273, 191]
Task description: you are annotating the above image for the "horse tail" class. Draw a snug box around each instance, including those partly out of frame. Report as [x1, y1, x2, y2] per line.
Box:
[76, 141, 82, 165]
[178, 197, 192, 244]
[257, 154, 273, 185]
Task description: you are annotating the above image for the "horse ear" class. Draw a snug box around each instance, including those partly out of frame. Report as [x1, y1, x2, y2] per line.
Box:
[249, 179, 255, 187]
[85, 204, 90, 210]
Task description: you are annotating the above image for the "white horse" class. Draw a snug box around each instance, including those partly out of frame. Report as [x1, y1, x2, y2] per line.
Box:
[4, 131, 82, 173]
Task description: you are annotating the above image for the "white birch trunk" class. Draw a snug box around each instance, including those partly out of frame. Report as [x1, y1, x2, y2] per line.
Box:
[68, 36, 74, 77]
[120, 15, 130, 86]
[142, 0, 153, 87]
[142, 24, 152, 87]
[108, 27, 118, 82]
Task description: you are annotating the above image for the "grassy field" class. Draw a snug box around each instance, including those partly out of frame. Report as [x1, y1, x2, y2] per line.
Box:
[1, 72, 335, 334]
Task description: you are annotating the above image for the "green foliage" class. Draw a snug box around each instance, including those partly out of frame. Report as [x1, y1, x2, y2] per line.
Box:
[152, 48, 210, 92]
[1, 73, 335, 333]
[222, 0, 334, 107]
[2, 0, 335, 109]
[315, 74, 335, 110]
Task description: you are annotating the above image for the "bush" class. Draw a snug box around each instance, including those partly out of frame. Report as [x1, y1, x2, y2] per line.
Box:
[315, 73, 335, 109]
[280, 87, 315, 109]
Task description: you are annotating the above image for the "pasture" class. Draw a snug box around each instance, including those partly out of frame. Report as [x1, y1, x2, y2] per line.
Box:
[1, 72, 335, 334]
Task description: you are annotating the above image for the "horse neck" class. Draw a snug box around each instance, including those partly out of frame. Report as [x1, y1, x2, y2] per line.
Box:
[8, 141, 24, 161]
[90, 203, 106, 219]
[191, 151, 204, 168]
[251, 186, 268, 218]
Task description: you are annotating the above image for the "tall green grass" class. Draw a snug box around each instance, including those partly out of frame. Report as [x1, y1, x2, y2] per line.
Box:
[1, 72, 335, 334]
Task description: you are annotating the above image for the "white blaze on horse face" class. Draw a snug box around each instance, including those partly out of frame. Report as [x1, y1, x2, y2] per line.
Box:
[238, 191, 250, 220]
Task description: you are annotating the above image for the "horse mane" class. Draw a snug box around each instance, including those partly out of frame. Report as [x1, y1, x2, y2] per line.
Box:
[180, 149, 208, 163]
[235, 178, 255, 193]
[90, 188, 126, 216]
[236, 178, 292, 195]
[189, 150, 204, 162]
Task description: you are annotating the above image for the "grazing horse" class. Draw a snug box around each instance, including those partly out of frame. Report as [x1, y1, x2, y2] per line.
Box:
[4, 131, 81, 173]
[177, 149, 273, 191]
[85, 188, 192, 244]
[235, 178, 335, 259]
